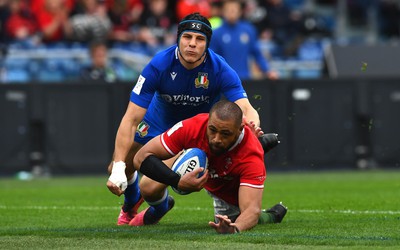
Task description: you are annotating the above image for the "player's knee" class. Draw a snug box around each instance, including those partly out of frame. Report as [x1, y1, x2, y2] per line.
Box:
[139, 177, 166, 200]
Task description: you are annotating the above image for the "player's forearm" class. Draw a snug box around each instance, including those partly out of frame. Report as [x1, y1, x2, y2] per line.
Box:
[114, 122, 136, 162]
[244, 107, 260, 127]
[139, 155, 181, 187]
[234, 207, 261, 232]
[235, 98, 261, 127]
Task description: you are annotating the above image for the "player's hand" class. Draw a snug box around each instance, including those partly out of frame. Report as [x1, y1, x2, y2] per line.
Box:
[209, 214, 238, 234]
[107, 161, 127, 196]
[245, 119, 264, 138]
[177, 168, 208, 192]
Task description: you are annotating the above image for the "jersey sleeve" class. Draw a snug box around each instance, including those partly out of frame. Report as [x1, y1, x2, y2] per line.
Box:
[239, 158, 266, 189]
[161, 113, 207, 155]
[218, 61, 248, 102]
[129, 63, 159, 109]
[160, 120, 189, 156]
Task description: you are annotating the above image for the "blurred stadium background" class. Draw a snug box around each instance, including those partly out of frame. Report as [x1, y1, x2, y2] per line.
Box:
[1, 0, 400, 177]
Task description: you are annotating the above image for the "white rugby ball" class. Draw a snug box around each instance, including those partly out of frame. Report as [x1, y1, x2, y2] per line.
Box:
[171, 148, 208, 195]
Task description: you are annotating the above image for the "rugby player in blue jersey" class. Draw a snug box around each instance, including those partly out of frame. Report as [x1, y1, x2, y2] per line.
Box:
[106, 12, 279, 225]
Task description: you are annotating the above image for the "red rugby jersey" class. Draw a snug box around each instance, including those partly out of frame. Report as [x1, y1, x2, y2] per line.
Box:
[161, 113, 266, 206]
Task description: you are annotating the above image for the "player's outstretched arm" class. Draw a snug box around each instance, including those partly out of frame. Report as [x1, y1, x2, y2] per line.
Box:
[107, 102, 147, 196]
[234, 186, 264, 232]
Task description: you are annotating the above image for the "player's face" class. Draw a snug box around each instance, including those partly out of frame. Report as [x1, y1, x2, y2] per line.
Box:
[178, 31, 207, 64]
[207, 115, 243, 155]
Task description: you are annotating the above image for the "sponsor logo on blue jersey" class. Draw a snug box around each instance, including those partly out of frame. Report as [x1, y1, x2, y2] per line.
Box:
[161, 94, 210, 106]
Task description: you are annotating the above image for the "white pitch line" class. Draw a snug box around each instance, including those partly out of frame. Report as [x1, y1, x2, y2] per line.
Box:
[0, 205, 399, 215]
[0, 205, 212, 212]
[295, 209, 400, 215]
[0, 205, 118, 211]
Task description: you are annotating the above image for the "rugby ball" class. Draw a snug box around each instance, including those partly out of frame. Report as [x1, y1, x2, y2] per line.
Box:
[171, 148, 208, 195]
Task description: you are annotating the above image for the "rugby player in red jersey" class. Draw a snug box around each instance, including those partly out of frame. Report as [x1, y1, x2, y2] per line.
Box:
[132, 100, 286, 233]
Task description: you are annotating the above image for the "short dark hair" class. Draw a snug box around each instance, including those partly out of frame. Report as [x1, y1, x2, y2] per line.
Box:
[209, 100, 243, 128]
[177, 12, 213, 49]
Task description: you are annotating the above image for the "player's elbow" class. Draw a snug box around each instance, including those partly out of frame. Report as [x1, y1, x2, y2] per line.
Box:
[252, 206, 262, 218]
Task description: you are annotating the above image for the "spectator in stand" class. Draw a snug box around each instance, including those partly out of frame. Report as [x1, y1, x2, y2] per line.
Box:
[254, 0, 304, 57]
[31, 0, 74, 16]
[67, 0, 112, 43]
[176, 0, 210, 21]
[208, 0, 223, 30]
[31, 0, 74, 43]
[106, 0, 144, 44]
[81, 40, 117, 83]
[5, 0, 38, 44]
[210, 0, 278, 80]
[136, 0, 176, 54]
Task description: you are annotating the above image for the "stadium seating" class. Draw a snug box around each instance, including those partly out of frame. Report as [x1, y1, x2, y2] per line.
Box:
[1, 33, 327, 83]
[3, 68, 30, 83]
[2, 58, 30, 83]
[295, 39, 325, 78]
[284, 0, 306, 10]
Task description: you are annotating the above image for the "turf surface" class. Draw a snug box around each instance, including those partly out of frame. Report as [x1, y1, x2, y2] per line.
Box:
[1, 170, 399, 249]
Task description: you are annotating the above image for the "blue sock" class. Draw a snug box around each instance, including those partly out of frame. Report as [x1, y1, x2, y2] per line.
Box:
[123, 172, 141, 211]
[147, 190, 169, 220]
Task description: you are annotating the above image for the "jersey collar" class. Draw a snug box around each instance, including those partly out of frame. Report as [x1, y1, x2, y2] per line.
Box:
[228, 128, 245, 152]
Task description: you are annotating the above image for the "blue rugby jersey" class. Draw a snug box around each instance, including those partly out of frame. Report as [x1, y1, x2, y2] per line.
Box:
[130, 45, 248, 144]
[210, 20, 269, 80]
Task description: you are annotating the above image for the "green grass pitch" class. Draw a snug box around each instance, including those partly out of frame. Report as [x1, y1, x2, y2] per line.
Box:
[0, 170, 399, 249]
